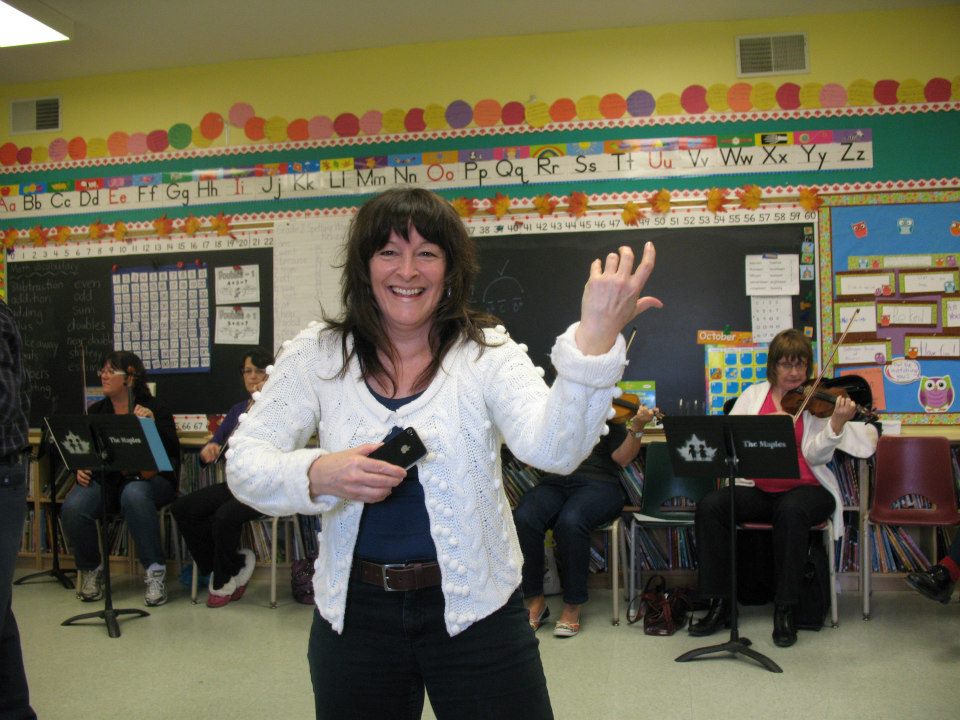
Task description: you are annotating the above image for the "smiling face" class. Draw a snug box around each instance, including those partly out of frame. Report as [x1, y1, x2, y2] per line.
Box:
[369, 227, 447, 342]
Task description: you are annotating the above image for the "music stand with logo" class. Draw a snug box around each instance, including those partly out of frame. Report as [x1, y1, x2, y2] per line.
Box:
[44, 414, 172, 638]
[14, 426, 77, 589]
[663, 414, 799, 674]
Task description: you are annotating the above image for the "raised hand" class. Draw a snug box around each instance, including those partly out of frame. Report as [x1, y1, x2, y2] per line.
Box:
[575, 242, 661, 355]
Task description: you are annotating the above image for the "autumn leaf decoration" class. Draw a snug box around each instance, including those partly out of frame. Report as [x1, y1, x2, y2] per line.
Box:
[798, 187, 823, 212]
[567, 191, 589, 217]
[2, 228, 19, 250]
[153, 215, 174, 237]
[533, 194, 558, 217]
[54, 226, 72, 245]
[182, 215, 202, 236]
[450, 197, 478, 218]
[88, 221, 107, 240]
[648, 189, 672, 214]
[113, 221, 128, 242]
[621, 201, 645, 226]
[489, 193, 511, 220]
[737, 184, 762, 210]
[29, 226, 48, 247]
[706, 188, 729, 214]
[210, 212, 233, 236]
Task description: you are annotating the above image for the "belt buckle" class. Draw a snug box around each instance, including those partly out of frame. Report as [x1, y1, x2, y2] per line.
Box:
[380, 563, 407, 591]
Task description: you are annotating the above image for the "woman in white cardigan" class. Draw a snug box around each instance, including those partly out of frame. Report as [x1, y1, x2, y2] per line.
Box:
[689, 328, 878, 647]
[226, 188, 661, 720]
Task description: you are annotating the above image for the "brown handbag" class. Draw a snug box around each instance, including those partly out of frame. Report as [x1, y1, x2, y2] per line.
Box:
[627, 575, 691, 636]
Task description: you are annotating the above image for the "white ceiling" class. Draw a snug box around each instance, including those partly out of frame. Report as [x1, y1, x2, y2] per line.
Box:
[0, 0, 955, 87]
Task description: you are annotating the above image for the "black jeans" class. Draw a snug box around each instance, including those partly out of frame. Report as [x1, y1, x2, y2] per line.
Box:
[695, 484, 835, 605]
[0, 457, 36, 720]
[170, 483, 261, 589]
[308, 578, 553, 720]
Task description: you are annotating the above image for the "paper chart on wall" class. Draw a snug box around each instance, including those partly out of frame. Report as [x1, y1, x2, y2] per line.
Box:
[750, 296, 793, 343]
[272, 216, 351, 349]
[744, 254, 799, 296]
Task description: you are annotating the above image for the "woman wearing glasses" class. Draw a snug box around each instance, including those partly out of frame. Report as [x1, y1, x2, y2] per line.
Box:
[689, 328, 878, 647]
[171, 348, 272, 607]
[61, 350, 181, 607]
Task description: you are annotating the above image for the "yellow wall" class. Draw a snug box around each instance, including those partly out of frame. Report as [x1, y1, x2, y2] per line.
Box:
[1, 5, 958, 146]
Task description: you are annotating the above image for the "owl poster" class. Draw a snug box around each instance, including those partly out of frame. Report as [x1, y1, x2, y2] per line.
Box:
[918, 375, 954, 413]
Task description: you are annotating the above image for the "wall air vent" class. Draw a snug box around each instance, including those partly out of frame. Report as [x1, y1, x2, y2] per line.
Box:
[736, 33, 808, 77]
[10, 97, 61, 134]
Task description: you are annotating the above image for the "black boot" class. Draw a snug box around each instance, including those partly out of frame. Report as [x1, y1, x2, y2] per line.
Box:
[906, 564, 955, 604]
[772, 604, 797, 647]
[688, 597, 729, 636]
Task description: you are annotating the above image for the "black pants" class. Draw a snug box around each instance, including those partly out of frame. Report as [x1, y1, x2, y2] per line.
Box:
[170, 483, 261, 589]
[308, 582, 553, 720]
[0, 457, 36, 720]
[695, 484, 835, 605]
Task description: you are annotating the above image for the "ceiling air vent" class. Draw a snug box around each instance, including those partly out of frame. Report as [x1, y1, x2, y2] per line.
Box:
[10, 97, 61, 134]
[736, 33, 808, 77]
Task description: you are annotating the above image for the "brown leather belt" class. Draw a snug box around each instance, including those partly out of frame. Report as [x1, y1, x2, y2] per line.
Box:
[351, 560, 442, 592]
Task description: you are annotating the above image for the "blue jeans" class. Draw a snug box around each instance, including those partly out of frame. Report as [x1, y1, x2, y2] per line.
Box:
[61, 476, 176, 571]
[0, 456, 36, 719]
[514, 474, 626, 605]
[308, 580, 553, 720]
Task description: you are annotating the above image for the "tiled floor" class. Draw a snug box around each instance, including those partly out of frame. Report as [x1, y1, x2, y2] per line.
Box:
[11, 569, 960, 719]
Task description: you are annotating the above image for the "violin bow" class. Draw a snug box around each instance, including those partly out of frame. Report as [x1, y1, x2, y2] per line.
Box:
[791, 308, 860, 421]
[624, 326, 637, 353]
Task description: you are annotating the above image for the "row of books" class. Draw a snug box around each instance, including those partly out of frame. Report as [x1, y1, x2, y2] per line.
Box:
[869, 524, 931, 573]
[827, 451, 864, 508]
[629, 526, 699, 571]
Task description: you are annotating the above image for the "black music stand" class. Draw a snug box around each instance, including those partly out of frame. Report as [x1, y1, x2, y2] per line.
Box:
[44, 414, 172, 638]
[14, 428, 77, 589]
[663, 414, 799, 674]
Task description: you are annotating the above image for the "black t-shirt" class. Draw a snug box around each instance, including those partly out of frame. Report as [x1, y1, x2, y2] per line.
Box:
[541, 421, 628, 484]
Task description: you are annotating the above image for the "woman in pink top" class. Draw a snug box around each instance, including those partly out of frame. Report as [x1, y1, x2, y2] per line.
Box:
[689, 329, 878, 647]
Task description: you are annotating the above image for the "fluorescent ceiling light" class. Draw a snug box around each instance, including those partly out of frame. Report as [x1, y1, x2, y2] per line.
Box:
[0, 1, 71, 47]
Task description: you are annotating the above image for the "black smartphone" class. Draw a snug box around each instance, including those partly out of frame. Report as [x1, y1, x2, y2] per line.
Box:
[369, 427, 427, 470]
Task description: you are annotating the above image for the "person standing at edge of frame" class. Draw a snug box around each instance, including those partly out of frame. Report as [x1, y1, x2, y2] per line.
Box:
[0, 298, 37, 720]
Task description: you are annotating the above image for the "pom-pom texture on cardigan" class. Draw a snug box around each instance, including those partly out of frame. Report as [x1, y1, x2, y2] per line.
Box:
[227, 321, 627, 635]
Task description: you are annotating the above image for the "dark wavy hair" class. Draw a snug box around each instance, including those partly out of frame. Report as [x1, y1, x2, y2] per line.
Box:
[322, 188, 499, 395]
[101, 350, 152, 401]
[767, 329, 814, 386]
[239, 347, 273, 372]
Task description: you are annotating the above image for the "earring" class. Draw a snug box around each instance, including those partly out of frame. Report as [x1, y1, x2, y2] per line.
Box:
[446, 287, 452, 298]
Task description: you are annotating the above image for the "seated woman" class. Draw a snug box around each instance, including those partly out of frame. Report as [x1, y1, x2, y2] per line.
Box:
[514, 404, 657, 637]
[171, 348, 272, 607]
[690, 328, 878, 647]
[62, 351, 181, 607]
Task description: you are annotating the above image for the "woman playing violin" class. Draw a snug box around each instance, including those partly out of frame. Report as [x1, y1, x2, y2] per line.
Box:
[690, 328, 878, 647]
[514, 401, 659, 638]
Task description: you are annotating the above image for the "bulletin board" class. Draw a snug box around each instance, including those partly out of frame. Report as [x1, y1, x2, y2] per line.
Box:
[820, 190, 960, 423]
[7, 234, 273, 425]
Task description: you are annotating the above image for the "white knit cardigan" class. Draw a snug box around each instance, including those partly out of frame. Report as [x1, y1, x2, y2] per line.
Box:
[226, 321, 627, 635]
[730, 381, 879, 535]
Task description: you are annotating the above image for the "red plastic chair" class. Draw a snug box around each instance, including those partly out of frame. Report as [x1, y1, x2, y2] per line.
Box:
[862, 435, 960, 618]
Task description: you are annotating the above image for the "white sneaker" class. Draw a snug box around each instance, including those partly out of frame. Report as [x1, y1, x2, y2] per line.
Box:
[77, 567, 103, 602]
[144, 567, 167, 607]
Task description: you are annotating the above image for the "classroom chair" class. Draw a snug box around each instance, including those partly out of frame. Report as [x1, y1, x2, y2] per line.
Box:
[190, 514, 281, 608]
[628, 442, 716, 602]
[862, 435, 960, 619]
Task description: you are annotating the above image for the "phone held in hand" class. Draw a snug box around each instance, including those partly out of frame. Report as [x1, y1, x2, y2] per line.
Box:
[369, 427, 427, 470]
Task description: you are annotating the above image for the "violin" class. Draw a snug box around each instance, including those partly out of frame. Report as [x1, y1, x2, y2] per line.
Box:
[611, 393, 664, 424]
[780, 377, 879, 422]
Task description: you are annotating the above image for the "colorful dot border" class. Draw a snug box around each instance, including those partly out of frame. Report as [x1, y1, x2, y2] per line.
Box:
[1, 76, 958, 170]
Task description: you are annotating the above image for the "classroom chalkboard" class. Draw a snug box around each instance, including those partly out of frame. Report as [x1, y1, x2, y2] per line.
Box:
[7, 247, 273, 425]
[473, 224, 816, 414]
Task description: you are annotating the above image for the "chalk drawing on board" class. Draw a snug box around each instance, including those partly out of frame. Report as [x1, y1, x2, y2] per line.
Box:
[481, 261, 525, 318]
